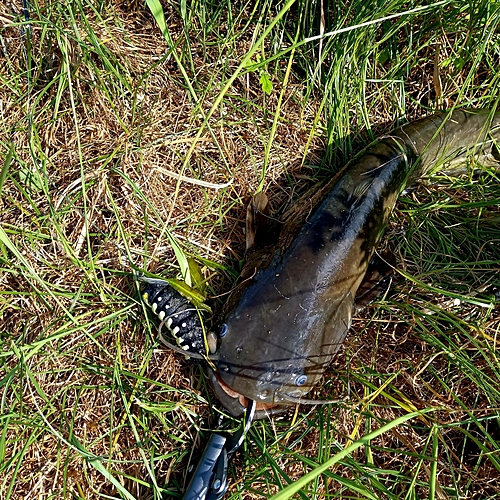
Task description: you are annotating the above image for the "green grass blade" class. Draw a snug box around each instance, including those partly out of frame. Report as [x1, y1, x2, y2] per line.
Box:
[0, 143, 14, 194]
[270, 409, 436, 499]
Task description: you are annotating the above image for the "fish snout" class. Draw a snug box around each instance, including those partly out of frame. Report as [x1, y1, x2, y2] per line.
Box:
[210, 355, 316, 417]
[214, 361, 281, 403]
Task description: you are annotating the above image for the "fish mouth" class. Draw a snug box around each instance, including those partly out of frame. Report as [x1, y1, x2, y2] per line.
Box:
[207, 369, 289, 419]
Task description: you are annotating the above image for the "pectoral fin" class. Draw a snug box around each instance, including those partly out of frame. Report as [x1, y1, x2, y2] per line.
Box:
[355, 252, 394, 309]
[246, 191, 271, 250]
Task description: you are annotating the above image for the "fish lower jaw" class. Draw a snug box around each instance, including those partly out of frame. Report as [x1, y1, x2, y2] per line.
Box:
[216, 372, 279, 411]
[208, 369, 289, 419]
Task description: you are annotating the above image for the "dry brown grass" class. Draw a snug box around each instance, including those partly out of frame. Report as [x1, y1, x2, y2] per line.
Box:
[0, 3, 324, 498]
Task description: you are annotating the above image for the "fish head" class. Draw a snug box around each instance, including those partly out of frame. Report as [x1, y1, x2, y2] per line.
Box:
[209, 217, 357, 416]
[210, 313, 331, 417]
[210, 281, 355, 417]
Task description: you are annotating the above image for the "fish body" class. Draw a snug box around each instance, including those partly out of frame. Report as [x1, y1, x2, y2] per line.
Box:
[212, 108, 500, 417]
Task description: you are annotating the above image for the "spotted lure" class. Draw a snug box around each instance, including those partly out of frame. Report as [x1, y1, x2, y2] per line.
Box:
[141, 278, 205, 353]
[209, 108, 500, 417]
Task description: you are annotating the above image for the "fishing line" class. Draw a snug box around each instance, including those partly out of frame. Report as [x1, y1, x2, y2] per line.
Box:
[225, 399, 255, 456]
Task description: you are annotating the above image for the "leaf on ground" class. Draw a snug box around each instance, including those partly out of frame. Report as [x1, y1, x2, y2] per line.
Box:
[259, 72, 273, 94]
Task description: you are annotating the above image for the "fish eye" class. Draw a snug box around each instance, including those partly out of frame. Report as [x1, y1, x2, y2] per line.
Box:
[219, 323, 228, 338]
[258, 389, 270, 400]
[218, 363, 230, 373]
[294, 374, 307, 386]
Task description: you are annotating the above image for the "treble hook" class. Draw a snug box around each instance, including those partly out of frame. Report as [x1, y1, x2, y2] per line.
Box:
[181, 400, 256, 500]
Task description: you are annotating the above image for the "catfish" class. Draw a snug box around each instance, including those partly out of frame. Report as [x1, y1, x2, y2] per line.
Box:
[209, 108, 500, 418]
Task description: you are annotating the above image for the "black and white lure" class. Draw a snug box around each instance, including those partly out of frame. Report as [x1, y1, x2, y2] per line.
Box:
[140, 277, 206, 354]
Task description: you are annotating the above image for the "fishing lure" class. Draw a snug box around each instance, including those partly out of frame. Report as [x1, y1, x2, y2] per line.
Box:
[140, 277, 249, 500]
[140, 277, 206, 354]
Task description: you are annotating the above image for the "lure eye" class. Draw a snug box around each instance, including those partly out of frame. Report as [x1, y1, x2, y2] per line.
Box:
[219, 323, 228, 338]
[294, 374, 307, 386]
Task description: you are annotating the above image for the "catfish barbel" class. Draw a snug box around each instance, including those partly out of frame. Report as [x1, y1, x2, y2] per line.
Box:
[208, 108, 500, 418]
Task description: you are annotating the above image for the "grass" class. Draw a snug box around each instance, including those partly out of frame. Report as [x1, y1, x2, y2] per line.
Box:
[0, 0, 499, 499]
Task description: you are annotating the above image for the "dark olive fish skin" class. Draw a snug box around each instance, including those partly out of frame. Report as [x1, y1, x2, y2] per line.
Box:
[213, 108, 500, 416]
